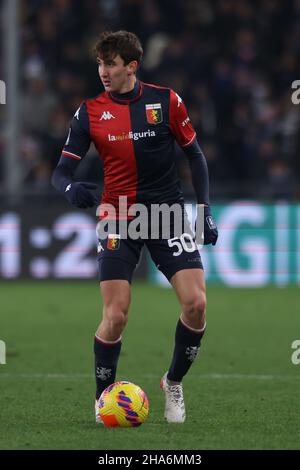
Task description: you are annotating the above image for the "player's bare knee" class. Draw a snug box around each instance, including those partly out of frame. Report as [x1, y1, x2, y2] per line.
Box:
[105, 307, 128, 332]
[182, 292, 206, 324]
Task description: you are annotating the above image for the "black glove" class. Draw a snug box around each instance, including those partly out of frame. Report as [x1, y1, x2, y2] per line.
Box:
[203, 205, 218, 245]
[64, 182, 98, 208]
[195, 205, 218, 246]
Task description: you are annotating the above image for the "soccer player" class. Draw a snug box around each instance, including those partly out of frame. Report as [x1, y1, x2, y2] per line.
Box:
[52, 31, 218, 424]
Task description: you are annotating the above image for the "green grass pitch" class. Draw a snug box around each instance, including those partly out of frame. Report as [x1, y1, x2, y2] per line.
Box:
[0, 281, 299, 450]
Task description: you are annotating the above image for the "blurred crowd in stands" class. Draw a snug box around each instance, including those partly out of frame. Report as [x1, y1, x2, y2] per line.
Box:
[1, 0, 300, 200]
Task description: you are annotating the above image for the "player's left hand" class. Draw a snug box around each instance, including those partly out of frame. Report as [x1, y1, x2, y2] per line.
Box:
[195, 205, 218, 246]
[203, 205, 218, 245]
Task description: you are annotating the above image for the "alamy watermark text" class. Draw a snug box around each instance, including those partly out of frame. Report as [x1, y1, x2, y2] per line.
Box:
[0, 340, 6, 364]
[0, 80, 6, 104]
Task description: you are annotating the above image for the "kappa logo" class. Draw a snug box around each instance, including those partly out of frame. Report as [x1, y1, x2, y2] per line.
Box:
[175, 93, 182, 107]
[100, 111, 116, 121]
[74, 107, 80, 120]
[97, 241, 104, 253]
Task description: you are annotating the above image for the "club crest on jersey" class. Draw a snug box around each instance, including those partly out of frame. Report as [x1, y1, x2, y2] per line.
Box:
[107, 234, 120, 250]
[145, 103, 163, 124]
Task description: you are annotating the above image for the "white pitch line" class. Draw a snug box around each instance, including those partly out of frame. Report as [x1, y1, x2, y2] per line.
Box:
[144, 373, 300, 380]
[0, 373, 93, 379]
[0, 373, 299, 380]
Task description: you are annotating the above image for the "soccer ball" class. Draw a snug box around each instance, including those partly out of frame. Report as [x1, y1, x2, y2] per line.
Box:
[99, 381, 149, 428]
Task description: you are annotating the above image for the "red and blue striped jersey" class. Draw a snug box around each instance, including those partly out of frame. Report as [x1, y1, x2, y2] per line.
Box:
[61, 80, 196, 212]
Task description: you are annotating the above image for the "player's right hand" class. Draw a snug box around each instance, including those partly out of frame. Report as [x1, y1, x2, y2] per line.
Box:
[64, 182, 99, 208]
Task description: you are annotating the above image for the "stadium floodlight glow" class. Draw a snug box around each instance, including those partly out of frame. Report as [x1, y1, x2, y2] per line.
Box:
[0, 80, 6, 104]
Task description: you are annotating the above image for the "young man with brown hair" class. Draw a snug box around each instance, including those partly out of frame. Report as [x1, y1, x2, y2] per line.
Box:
[52, 30, 218, 424]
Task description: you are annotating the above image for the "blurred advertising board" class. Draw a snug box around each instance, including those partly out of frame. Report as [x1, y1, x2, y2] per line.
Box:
[149, 202, 300, 287]
[0, 202, 299, 285]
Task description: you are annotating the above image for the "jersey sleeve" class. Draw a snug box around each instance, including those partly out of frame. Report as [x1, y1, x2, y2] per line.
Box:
[61, 102, 91, 161]
[169, 89, 196, 148]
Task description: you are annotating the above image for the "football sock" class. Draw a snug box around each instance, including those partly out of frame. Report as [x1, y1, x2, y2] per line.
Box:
[94, 335, 122, 399]
[167, 316, 206, 383]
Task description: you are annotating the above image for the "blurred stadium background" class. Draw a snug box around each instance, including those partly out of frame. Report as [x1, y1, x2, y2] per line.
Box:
[0, 0, 300, 450]
[1, 0, 300, 284]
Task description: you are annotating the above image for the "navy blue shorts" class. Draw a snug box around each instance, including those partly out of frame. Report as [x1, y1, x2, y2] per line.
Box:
[96, 222, 203, 283]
